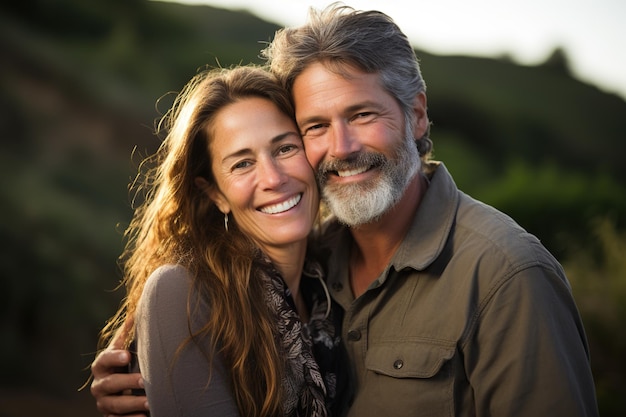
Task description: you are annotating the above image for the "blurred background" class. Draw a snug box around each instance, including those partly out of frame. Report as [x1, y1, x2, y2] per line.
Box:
[0, 0, 624, 415]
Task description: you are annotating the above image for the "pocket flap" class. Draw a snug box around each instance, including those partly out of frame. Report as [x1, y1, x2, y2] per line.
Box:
[365, 340, 455, 378]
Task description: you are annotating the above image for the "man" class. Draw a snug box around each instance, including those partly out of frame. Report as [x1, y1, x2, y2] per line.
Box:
[91, 4, 599, 416]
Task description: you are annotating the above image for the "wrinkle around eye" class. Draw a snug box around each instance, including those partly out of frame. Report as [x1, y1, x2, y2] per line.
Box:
[351, 112, 376, 123]
[302, 125, 328, 139]
[277, 144, 299, 156]
[232, 160, 253, 171]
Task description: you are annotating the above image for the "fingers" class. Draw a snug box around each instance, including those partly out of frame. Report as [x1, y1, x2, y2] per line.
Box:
[92, 373, 149, 415]
[92, 324, 145, 416]
[91, 371, 142, 397]
[91, 348, 149, 415]
[95, 391, 149, 416]
[91, 349, 130, 378]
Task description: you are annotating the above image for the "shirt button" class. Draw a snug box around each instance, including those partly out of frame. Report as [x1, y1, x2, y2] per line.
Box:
[393, 359, 404, 369]
[332, 282, 343, 291]
[347, 330, 361, 341]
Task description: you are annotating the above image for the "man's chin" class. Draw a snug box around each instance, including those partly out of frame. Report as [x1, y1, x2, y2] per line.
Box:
[323, 195, 390, 227]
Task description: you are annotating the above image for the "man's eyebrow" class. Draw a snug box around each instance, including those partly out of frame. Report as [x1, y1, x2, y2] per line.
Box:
[297, 114, 325, 129]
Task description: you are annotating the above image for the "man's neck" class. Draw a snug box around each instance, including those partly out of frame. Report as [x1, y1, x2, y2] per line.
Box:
[349, 173, 428, 297]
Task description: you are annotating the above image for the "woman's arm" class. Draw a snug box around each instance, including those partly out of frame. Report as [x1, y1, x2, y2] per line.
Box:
[136, 264, 240, 417]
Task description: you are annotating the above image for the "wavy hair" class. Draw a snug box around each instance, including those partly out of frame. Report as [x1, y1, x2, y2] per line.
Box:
[98, 65, 296, 417]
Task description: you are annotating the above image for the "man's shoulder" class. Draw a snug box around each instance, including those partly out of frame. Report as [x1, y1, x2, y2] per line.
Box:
[454, 192, 557, 268]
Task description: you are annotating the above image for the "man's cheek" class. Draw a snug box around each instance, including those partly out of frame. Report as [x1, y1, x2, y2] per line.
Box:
[303, 141, 326, 170]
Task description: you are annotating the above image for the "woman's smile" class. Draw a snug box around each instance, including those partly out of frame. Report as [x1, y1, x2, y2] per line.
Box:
[259, 193, 303, 214]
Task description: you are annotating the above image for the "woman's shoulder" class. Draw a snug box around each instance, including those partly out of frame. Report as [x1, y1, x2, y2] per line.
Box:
[141, 264, 194, 313]
[144, 264, 192, 293]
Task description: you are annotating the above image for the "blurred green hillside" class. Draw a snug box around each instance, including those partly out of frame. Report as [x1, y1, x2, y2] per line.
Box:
[0, 0, 624, 415]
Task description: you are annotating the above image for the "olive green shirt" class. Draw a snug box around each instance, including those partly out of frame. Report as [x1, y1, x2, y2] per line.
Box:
[323, 162, 598, 417]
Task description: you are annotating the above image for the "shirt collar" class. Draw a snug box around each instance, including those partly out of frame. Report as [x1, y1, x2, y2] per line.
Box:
[391, 161, 459, 272]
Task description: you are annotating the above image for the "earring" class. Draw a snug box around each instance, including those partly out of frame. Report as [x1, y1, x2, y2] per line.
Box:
[224, 212, 229, 232]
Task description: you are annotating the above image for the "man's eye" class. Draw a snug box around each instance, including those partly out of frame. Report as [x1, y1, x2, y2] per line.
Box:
[303, 124, 326, 137]
[354, 112, 374, 120]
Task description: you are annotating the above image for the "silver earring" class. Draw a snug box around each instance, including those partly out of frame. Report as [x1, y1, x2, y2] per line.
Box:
[224, 212, 229, 232]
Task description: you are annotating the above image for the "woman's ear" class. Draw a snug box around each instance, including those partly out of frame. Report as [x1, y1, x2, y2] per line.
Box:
[195, 177, 230, 214]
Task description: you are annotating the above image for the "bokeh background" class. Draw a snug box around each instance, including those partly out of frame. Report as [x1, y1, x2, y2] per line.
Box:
[1, 0, 624, 415]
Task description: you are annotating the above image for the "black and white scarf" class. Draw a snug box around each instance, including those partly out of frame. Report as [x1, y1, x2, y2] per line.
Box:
[260, 257, 341, 417]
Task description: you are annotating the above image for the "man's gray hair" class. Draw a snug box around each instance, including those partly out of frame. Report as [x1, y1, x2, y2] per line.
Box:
[261, 2, 433, 160]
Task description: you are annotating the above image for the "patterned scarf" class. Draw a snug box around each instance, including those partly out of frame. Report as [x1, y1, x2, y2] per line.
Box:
[259, 257, 340, 417]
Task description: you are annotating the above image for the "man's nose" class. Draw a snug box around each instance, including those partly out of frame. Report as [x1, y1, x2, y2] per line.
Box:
[329, 122, 361, 159]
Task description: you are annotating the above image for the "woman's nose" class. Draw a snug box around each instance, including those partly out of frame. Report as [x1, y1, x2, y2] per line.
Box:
[259, 158, 287, 189]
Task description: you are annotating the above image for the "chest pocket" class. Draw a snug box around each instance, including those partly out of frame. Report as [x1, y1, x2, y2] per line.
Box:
[351, 341, 456, 417]
[365, 340, 455, 378]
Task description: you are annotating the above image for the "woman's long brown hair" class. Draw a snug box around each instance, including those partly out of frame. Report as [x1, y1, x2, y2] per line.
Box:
[98, 65, 298, 417]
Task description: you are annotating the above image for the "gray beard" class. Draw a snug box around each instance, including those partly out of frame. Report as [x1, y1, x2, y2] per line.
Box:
[317, 135, 420, 227]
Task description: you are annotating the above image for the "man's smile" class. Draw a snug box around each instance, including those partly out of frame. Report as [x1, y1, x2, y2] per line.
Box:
[336, 166, 369, 177]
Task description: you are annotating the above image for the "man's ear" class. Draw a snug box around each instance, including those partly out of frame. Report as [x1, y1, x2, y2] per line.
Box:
[195, 177, 230, 214]
[411, 92, 429, 139]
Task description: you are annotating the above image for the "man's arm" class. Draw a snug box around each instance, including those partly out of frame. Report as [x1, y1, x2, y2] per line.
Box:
[465, 265, 599, 416]
[90, 346, 149, 416]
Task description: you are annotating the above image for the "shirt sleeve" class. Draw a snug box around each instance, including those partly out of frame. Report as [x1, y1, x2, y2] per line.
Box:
[136, 264, 241, 417]
[464, 263, 599, 417]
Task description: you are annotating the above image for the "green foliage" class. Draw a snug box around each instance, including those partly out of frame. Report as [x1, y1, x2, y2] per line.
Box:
[470, 160, 626, 257]
[422, 52, 626, 181]
[563, 218, 626, 416]
[0, 146, 129, 392]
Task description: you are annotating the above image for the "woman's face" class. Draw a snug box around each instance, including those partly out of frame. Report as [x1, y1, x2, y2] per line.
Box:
[204, 97, 319, 252]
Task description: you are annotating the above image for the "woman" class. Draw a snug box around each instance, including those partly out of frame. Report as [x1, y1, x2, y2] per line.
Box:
[97, 65, 345, 417]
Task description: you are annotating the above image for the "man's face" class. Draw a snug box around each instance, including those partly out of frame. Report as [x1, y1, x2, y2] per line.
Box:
[292, 62, 426, 226]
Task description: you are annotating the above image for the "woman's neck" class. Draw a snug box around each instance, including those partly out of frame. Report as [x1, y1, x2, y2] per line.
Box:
[262, 239, 308, 308]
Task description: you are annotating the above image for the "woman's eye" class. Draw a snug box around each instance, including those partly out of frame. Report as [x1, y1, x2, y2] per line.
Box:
[278, 144, 297, 154]
[233, 160, 251, 170]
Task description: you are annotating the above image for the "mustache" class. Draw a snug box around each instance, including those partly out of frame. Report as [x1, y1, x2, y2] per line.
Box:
[316, 152, 387, 182]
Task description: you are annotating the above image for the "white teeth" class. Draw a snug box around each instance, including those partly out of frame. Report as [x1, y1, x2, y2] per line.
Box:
[337, 166, 368, 177]
[260, 194, 302, 214]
